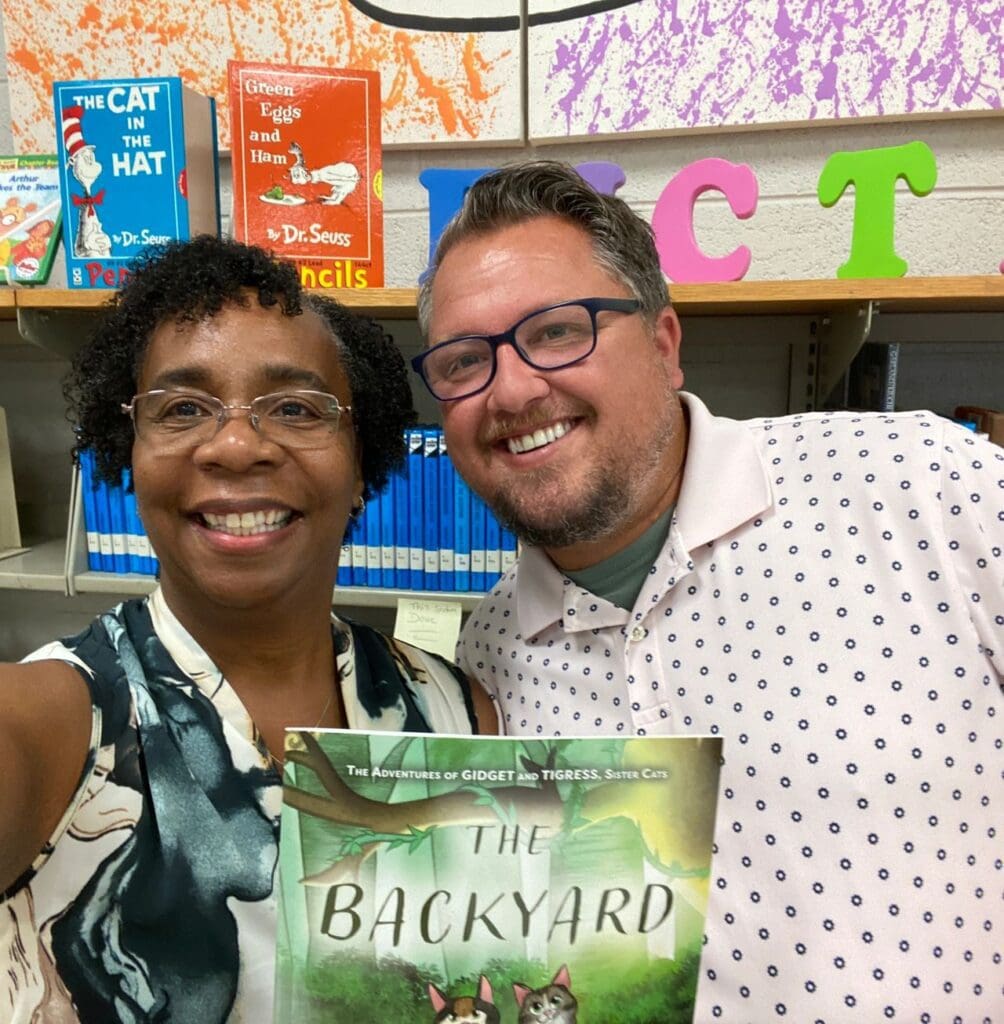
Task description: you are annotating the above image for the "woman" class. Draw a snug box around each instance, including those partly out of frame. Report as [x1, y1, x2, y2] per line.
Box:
[0, 236, 497, 1023]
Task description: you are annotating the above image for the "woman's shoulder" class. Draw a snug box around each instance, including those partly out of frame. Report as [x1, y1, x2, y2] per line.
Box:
[333, 615, 481, 735]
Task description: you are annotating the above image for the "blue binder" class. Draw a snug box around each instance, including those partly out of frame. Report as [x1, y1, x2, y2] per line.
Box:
[422, 427, 440, 591]
[365, 487, 382, 587]
[393, 459, 410, 589]
[379, 479, 395, 587]
[78, 450, 102, 571]
[438, 431, 455, 591]
[470, 491, 487, 592]
[407, 427, 424, 590]
[453, 472, 471, 592]
[485, 507, 501, 590]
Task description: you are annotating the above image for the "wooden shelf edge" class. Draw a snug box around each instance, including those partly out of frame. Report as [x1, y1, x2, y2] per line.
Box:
[671, 275, 1004, 314]
[14, 288, 115, 311]
[11, 275, 1004, 318]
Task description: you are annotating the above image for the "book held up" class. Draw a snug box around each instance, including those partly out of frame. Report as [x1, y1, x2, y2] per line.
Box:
[53, 76, 220, 289]
[274, 729, 722, 1024]
[228, 61, 383, 289]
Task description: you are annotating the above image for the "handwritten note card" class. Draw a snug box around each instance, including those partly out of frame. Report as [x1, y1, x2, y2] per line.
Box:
[393, 597, 463, 663]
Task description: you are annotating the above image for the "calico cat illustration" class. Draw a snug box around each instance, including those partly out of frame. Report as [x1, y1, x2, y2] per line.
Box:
[512, 965, 578, 1024]
[428, 975, 501, 1024]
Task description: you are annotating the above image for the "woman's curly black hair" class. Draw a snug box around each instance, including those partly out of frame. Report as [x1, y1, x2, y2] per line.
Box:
[64, 235, 416, 499]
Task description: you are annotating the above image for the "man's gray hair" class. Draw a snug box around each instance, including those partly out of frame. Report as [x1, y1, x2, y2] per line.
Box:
[417, 160, 669, 336]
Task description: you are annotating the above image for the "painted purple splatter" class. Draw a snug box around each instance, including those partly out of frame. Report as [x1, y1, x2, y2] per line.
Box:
[532, 0, 1002, 139]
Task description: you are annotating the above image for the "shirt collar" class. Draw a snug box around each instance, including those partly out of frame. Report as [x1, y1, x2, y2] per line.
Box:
[515, 392, 773, 639]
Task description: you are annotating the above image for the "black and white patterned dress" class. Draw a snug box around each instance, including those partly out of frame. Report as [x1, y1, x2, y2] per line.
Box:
[3, 588, 478, 1023]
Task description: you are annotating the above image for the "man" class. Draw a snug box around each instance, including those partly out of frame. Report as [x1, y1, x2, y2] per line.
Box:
[413, 160, 1002, 1020]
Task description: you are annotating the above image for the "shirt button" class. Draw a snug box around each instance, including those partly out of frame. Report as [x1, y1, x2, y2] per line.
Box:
[630, 625, 647, 642]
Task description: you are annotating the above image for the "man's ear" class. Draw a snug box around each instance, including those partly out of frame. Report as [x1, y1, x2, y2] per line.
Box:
[652, 304, 684, 390]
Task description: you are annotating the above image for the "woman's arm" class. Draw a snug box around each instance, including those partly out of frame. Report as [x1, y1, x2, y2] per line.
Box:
[470, 679, 502, 735]
[0, 660, 92, 894]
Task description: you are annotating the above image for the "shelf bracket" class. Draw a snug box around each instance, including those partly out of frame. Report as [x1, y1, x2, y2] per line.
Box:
[816, 301, 874, 407]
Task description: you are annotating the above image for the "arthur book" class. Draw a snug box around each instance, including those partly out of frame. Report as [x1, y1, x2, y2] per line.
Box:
[274, 730, 722, 1024]
[0, 155, 62, 285]
[228, 61, 383, 289]
[53, 77, 220, 289]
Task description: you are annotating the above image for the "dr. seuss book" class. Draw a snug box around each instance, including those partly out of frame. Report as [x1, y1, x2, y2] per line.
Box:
[53, 77, 220, 289]
[274, 730, 722, 1024]
[228, 61, 383, 289]
[0, 155, 62, 285]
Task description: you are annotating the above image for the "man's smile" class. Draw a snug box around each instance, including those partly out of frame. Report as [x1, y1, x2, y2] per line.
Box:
[504, 418, 576, 454]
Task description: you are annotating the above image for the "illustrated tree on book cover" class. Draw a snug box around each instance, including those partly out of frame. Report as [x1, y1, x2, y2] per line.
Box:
[275, 731, 722, 1024]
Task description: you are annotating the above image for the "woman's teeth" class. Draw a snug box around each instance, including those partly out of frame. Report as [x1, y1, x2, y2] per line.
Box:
[507, 420, 571, 455]
[201, 510, 291, 536]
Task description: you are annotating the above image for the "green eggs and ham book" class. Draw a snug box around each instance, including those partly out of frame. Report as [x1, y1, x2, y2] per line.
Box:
[274, 729, 722, 1024]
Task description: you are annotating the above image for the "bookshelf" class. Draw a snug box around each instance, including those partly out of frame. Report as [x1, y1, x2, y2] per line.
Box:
[2, 276, 1002, 656]
[14, 275, 1004, 319]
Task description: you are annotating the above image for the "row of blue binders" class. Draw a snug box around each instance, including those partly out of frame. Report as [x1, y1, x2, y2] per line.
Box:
[79, 428, 517, 592]
[79, 450, 160, 575]
[338, 426, 517, 592]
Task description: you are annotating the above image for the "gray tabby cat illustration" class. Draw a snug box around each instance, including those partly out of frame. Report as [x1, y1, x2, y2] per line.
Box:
[512, 965, 578, 1024]
[428, 974, 501, 1024]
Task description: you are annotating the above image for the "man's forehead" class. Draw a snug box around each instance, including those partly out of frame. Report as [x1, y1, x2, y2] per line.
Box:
[430, 218, 615, 334]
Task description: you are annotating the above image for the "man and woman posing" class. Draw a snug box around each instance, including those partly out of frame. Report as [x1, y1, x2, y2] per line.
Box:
[2, 162, 1000, 1021]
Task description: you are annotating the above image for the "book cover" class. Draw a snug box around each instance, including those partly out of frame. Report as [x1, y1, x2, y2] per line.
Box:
[274, 730, 721, 1024]
[228, 61, 383, 289]
[0, 155, 62, 285]
[53, 76, 219, 289]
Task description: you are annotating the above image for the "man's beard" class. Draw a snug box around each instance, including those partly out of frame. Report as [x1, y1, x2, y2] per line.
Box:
[486, 391, 681, 550]
[490, 461, 628, 548]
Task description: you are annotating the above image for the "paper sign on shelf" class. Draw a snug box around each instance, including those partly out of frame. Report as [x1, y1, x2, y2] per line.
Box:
[393, 596, 462, 662]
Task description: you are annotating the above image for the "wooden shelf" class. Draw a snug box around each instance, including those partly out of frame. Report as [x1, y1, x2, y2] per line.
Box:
[668, 275, 1004, 315]
[10, 275, 1004, 320]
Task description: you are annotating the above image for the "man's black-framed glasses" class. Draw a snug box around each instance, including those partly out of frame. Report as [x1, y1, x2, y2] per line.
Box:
[412, 296, 642, 401]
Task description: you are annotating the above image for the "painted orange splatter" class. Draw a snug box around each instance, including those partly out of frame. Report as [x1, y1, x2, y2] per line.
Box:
[2, 0, 521, 152]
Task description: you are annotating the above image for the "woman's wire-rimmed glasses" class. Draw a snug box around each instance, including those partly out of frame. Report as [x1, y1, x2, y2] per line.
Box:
[121, 389, 352, 451]
[411, 296, 642, 401]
